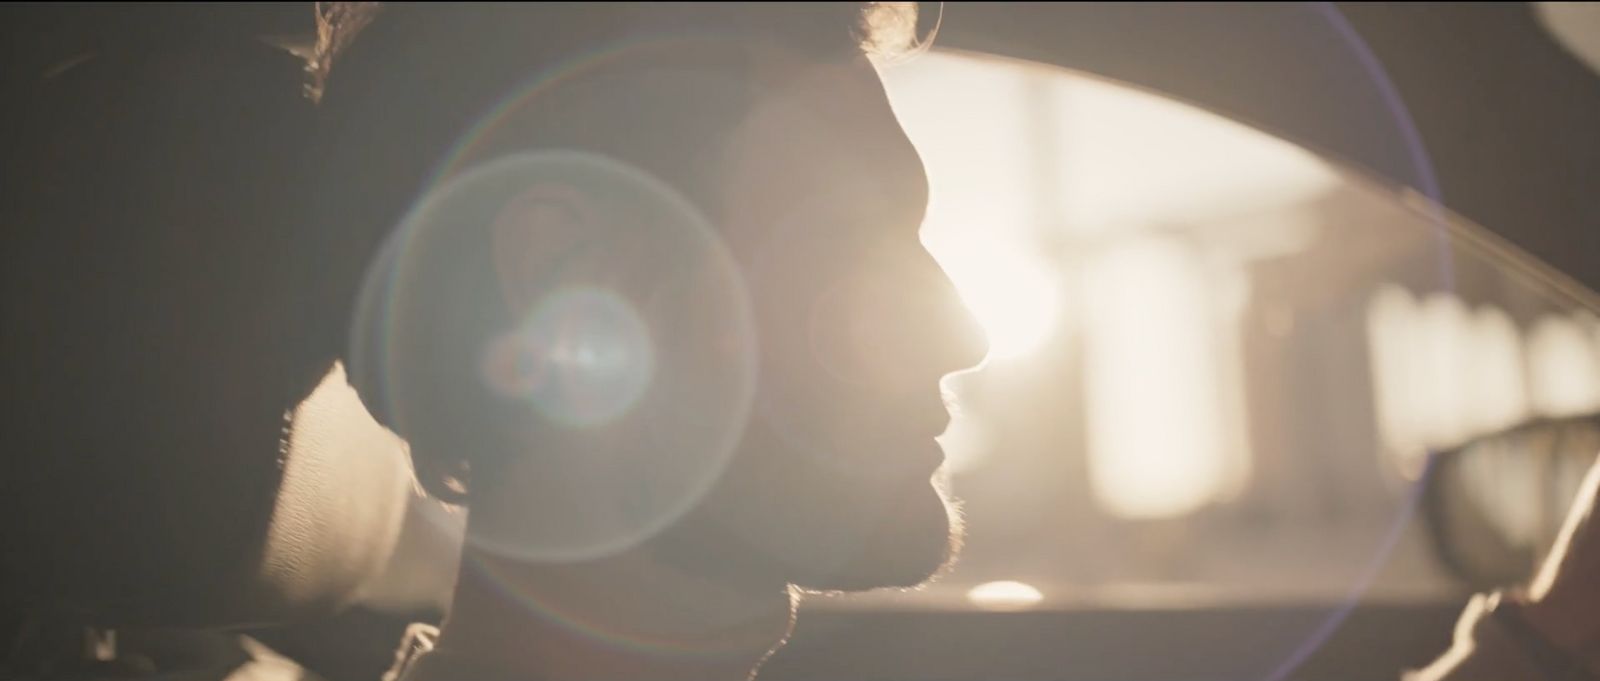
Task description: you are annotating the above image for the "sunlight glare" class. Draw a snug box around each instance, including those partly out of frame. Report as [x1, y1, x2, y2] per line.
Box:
[966, 580, 1044, 611]
[933, 239, 1059, 359]
[1081, 238, 1228, 519]
[1528, 314, 1600, 418]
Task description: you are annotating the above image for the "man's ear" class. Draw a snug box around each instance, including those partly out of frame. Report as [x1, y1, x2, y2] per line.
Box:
[488, 182, 599, 319]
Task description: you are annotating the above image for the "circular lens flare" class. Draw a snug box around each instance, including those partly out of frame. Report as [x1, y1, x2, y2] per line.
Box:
[353, 151, 757, 566]
[483, 287, 656, 429]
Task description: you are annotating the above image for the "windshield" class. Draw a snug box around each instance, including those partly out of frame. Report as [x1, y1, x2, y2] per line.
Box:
[805, 48, 1600, 614]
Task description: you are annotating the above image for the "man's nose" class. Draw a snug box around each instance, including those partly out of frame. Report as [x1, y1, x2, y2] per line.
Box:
[821, 253, 990, 392]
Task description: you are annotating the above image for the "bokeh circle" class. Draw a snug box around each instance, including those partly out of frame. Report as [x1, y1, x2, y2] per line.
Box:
[351, 150, 758, 564]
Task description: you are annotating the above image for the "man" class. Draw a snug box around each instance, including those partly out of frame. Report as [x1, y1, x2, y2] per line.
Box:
[4, 4, 1598, 681]
[306, 4, 986, 679]
[310, 5, 1600, 681]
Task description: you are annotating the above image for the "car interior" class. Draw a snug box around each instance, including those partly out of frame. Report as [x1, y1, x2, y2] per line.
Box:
[4, 3, 1600, 681]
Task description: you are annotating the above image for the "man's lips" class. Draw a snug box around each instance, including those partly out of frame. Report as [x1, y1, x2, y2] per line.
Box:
[862, 428, 947, 482]
[915, 432, 949, 478]
[918, 393, 958, 473]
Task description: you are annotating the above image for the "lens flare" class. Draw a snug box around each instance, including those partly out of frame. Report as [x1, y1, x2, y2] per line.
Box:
[351, 150, 757, 569]
[482, 287, 656, 428]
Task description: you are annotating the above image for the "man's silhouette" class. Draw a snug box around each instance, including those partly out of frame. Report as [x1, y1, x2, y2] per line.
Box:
[1, 5, 983, 679]
[6, 4, 1600, 681]
[307, 4, 986, 679]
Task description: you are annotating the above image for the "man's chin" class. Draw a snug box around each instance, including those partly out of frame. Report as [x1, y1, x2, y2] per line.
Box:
[791, 477, 962, 593]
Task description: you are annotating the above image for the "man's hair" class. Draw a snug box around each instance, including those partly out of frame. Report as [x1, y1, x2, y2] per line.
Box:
[307, 2, 937, 102]
[311, 2, 939, 503]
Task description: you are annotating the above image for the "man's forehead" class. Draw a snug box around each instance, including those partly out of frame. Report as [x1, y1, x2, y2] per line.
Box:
[558, 38, 919, 184]
[461, 36, 926, 234]
[724, 49, 930, 214]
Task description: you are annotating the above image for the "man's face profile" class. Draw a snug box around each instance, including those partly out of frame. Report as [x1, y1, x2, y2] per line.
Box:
[333, 5, 988, 604]
[695, 47, 988, 591]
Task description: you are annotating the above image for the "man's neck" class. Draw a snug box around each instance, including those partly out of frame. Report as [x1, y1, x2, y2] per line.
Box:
[417, 544, 796, 681]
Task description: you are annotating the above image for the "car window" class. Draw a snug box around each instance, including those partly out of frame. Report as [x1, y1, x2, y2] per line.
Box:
[809, 48, 1600, 613]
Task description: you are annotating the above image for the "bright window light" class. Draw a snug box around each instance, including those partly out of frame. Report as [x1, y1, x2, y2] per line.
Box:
[1367, 285, 1541, 476]
[1466, 307, 1530, 435]
[882, 50, 1330, 514]
[1081, 238, 1229, 519]
[925, 235, 1059, 359]
[966, 580, 1044, 611]
[1528, 314, 1600, 418]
